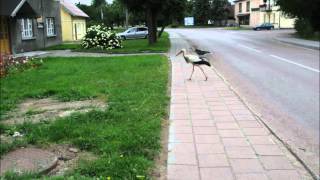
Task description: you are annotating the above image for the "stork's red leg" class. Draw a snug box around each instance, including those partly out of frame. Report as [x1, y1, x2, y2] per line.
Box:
[188, 65, 195, 80]
[198, 66, 208, 81]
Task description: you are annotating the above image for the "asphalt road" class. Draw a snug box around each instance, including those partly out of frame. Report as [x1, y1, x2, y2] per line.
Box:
[167, 28, 319, 176]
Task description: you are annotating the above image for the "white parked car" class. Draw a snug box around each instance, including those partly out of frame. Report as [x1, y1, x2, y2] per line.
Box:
[117, 27, 148, 40]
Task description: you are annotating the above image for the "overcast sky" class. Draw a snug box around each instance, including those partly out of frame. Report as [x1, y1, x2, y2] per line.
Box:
[70, 0, 234, 5]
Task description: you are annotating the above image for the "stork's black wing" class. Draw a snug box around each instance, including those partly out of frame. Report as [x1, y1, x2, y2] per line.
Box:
[195, 49, 211, 56]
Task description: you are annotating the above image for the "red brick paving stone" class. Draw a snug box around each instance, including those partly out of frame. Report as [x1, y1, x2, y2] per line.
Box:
[236, 173, 269, 180]
[170, 113, 190, 120]
[233, 114, 256, 121]
[225, 146, 257, 158]
[260, 156, 294, 170]
[247, 136, 275, 145]
[209, 105, 229, 111]
[229, 159, 264, 173]
[206, 97, 224, 102]
[242, 128, 269, 136]
[252, 145, 283, 156]
[231, 109, 252, 116]
[238, 121, 262, 128]
[200, 167, 234, 180]
[194, 135, 221, 144]
[167, 165, 200, 180]
[190, 109, 210, 114]
[193, 126, 217, 135]
[0, 148, 58, 175]
[216, 122, 240, 129]
[170, 126, 193, 134]
[267, 170, 301, 180]
[203, 94, 220, 98]
[208, 101, 226, 106]
[168, 152, 197, 165]
[168, 143, 196, 153]
[169, 133, 194, 143]
[198, 154, 229, 167]
[189, 105, 208, 109]
[196, 144, 225, 154]
[227, 105, 247, 110]
[170, 120, 192, 127]
[191, 113, 212, 120]
[211, 110, 233, 116]
[224, 100, 242, 105]
[214, 116, 236, 122]
[222, 138, 250, 147]
[170, 104, 189, 109]
[173, 108, 190, 114]
[192, 120, 215, 127]
[218, 130, 244, 138]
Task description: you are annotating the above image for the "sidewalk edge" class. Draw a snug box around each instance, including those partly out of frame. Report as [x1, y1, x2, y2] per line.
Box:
[274, 38, 320, 50]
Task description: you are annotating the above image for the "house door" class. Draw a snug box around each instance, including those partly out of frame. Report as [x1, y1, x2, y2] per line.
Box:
[0, 16, 11, 54]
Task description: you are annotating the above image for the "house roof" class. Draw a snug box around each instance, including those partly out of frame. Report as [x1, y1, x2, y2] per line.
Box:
[60, 0, 89, 18]
[0, 0, 37, 17]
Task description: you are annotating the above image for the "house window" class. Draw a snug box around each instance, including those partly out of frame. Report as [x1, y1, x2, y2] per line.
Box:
[246, 1, 250, 12]
[46, 18, 55, 36]
[21, 18, 33, 39]
[239, 3, 242, 13]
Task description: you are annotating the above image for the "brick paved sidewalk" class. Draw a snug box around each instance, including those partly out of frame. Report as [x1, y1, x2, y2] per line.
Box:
[166, 53, 312, 180]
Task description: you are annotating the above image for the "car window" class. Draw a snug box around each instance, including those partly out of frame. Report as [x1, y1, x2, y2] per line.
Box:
[138, 28, 147, 32]
[127, 28, 136, 33]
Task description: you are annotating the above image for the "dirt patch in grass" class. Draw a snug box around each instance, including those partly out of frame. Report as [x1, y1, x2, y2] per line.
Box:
[48, 144, 97, 176]
[2, 98, 107, 125]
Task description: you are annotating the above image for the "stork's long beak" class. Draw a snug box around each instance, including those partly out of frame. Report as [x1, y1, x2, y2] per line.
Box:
[176, 51, 182, 56]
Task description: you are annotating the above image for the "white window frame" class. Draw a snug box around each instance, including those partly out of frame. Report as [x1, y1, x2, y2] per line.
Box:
[21, 18, 33, 39]
[46, 17, 55, 36]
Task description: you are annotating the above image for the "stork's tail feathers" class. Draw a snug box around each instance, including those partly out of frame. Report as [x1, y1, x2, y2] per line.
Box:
[194, 60, 211, 67]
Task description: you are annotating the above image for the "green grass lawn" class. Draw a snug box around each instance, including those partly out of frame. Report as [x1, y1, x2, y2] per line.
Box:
[44, 32, 170, 54]
[0, 55, 169, 179]
[224, 26, 252, 30]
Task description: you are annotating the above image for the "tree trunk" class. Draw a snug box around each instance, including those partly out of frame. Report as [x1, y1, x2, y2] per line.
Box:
[146, 8, 157, 44]
[158, 25, 166, 38]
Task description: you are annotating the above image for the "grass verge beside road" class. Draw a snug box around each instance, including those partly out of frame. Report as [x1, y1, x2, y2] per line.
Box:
[44, 32, 170, 53]
[224, 26, 252, 30]
[0, 55, 169, 179]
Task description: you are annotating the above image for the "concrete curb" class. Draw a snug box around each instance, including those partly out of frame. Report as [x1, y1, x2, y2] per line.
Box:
[275, 38, 319, 50]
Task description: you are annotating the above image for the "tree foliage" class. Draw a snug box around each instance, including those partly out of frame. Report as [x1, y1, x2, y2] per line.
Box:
[77, 0, 125, 28]
[193, 0, 232, 26]
[120, 0, 187, 44]
[209, 0, 230, 25]
[276, 0, 320, 31]
[194, 0, 210, 25]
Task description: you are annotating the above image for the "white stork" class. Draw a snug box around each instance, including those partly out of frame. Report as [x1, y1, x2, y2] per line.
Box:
[176, 48, 211, 81]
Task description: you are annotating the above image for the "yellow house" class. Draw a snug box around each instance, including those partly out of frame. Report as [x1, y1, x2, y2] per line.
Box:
[60, 0, 89, 41]
[234, 0, 294, 28]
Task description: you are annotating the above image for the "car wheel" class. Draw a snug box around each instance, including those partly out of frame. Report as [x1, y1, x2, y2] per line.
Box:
[121, 36, 126, 40]
[144, 35, 148, 39]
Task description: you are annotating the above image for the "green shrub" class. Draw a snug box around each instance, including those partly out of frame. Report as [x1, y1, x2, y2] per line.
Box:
[81, 25, 122, 50]
[294, 18, 315, 38]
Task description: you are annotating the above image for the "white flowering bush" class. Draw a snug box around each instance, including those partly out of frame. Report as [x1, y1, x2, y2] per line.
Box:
[81, 25, 122, 50]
